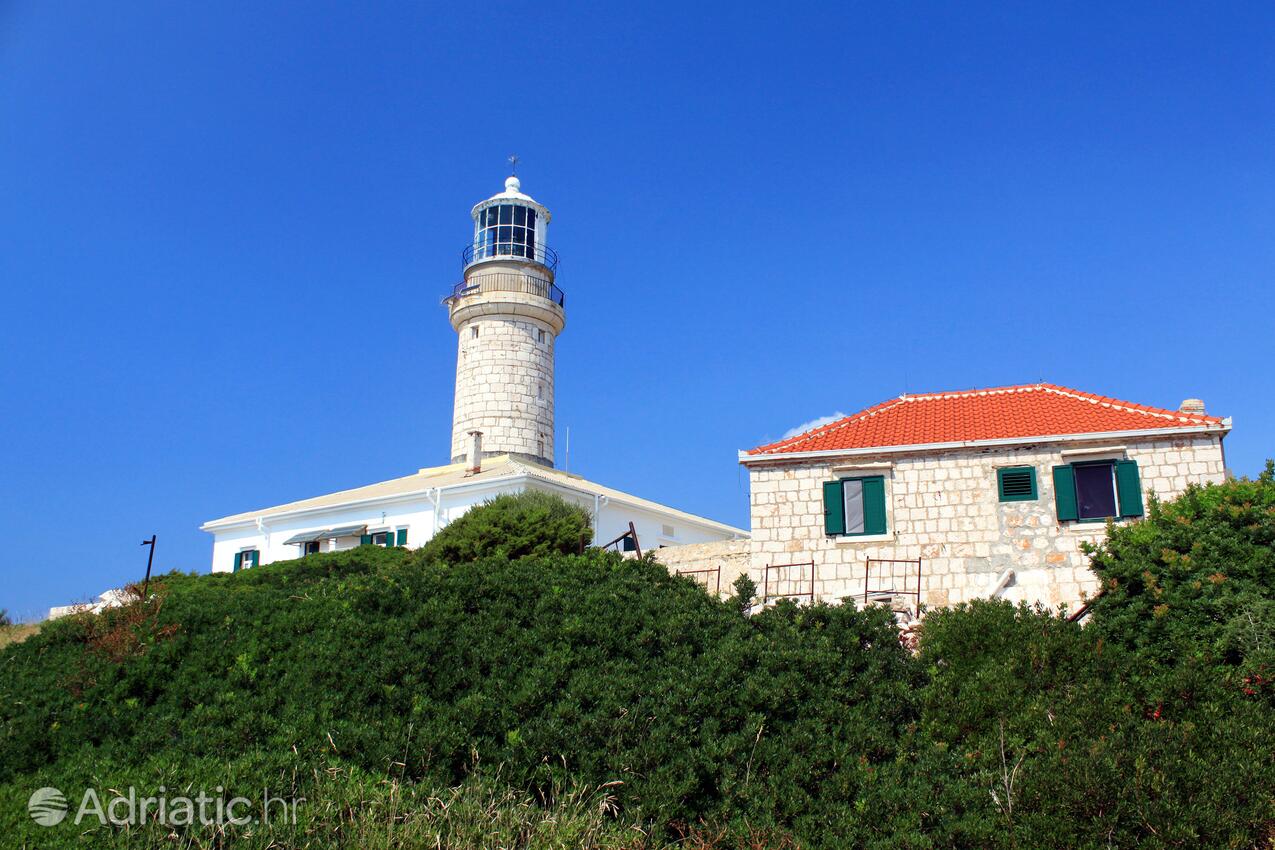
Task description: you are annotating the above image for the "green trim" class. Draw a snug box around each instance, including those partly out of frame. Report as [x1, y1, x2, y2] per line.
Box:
[997, 466, 1038, 502]
[395, 528, 408, 546]
[1115, 459, 1144, 518]
[1052, 465, 1078, 522]
[822, 480, 845, 536]
[829, 475, 888, 537]
[861, 476, 888, 535]
[359, 534, 372, 546]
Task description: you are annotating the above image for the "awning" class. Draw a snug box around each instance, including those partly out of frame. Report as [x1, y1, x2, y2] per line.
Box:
[322, 524, 367, 538]
[282, 530, 328, 545]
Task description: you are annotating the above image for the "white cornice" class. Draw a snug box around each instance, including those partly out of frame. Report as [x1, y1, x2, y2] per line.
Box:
[200, 468, 748, 538]
[738, 422, 1232, 466]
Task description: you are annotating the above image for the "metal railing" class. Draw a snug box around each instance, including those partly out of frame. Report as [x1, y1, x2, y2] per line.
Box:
[675, 566, 722, 595]
[447, 273, 565, 307]
[763, 561, 816, 605]
[463, 242, 559, 273]
[864, 558, 923, 617]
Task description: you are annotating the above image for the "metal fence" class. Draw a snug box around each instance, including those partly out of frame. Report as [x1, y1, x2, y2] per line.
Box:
[675, 566, 722, 595]
[763, 561, 816, 605]
[863, 558, 923, 616]
[463, 242, 560, 273]
[447, 273, 565, 307]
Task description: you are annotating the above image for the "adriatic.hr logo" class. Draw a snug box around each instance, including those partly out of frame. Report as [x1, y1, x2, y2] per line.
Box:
[24, 784, 304, 827]
[28, 787, 69, 826]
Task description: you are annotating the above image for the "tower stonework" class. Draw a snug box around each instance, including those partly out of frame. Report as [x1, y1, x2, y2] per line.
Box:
[445, 176, 564, 467]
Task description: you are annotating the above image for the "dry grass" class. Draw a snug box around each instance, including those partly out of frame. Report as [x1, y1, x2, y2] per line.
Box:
[0, 622, 41, 649]
[64, 770, 799, 850]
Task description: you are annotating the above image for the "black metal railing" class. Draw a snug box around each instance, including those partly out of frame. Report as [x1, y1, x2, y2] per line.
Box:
[463, 242, 559, 272]
[447, 273, 565, 307]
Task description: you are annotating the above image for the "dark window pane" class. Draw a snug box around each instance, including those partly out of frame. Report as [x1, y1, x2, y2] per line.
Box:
[514, 205, 526, 226]
[1075, 463, 1117, 519]
[498, 205, 513, 224]
[498, 225, 512, 244]
[527, 209, 536, 229]
[485, 207, 498, 227]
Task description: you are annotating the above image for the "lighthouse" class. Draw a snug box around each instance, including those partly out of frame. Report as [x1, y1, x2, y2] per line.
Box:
[444, 174, 564, 467]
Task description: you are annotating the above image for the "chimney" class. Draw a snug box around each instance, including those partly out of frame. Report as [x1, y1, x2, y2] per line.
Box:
[467, 430, 483, 474]
[1178, 398, 1206, 416]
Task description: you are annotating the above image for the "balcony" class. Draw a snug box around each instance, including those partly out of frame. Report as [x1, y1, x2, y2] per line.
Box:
[446, 272, 565, 308]
[462, 242, 560, 273]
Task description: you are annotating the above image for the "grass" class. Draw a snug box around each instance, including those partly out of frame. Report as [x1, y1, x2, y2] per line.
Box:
[0, 622, 41, 649]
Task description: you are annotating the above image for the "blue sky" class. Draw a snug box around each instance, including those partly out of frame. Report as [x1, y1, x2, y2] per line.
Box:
[2, 2, 1272, 619]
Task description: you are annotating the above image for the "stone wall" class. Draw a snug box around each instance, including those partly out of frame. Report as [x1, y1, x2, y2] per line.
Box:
[653, 539, 750, 598]
[450, 312, 556, 465]
[745, 434, 1226, 612]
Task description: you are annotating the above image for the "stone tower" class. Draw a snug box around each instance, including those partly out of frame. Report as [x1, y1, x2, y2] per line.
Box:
[445, 175, 564, 467]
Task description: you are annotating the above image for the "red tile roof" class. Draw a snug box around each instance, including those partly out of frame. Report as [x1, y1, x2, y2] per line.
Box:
[748, 383, 1226, 456]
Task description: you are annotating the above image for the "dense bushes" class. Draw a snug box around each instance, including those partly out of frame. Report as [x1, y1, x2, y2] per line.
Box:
[1086, 460, 1275, 684]
[1, 479, 1273, 848]
[414, 490, 592, 564]
[0, 542, 913, 845]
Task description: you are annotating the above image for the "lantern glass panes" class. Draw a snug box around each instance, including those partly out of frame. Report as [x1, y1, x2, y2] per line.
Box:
[475, 204, 537, 260]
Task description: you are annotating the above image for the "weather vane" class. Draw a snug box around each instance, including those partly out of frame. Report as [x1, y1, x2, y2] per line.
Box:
[508, 154, 519, 175]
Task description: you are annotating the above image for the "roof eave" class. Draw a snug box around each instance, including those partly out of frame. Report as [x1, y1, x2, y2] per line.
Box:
[201, 467, 750, 539]
[739, 421, 1232, 466]
[199, 470, 527, 532]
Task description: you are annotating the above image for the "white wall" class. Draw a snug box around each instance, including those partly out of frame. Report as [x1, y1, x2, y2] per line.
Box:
[207, 475, 741, 572]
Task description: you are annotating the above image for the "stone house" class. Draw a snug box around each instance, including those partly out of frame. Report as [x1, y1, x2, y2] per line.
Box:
[728, 383, 1230, 615]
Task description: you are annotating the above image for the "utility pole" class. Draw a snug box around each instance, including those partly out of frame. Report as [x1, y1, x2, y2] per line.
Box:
[140, 535, 156, 599]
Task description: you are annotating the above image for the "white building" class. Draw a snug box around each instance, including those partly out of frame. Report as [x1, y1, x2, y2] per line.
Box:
[202, 176, 745, 571]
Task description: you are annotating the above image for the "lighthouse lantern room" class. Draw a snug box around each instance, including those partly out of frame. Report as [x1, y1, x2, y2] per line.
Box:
[445, 175, 565, 468]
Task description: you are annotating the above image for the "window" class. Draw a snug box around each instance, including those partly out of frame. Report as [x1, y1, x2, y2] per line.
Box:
[471, 325, 480, 339]
[823, 476, 887, 536]
[661, 523, 676, 538]
[302, 541, 321, 555]
[997, 466, 1038, 502]
[1052, 460, 1144, 522]
[537, 329, 546, 343]
[395, 528, 408, 546]
[360, 531, 393, 546]
[233, 549, 259, 571]
[474, 203, 537, 260]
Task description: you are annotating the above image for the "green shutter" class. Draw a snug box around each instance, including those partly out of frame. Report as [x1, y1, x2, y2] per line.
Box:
[251, 550, 260, 568]
[997, 466, 1038, 502]
[823, 481, 845, 536]
[862, 476, 887, 535]
[1052, 465, 1078, 522]
[360, 534, 372, 546]
[396, 528, 408, 546]
[1115, 459, 1144, 518]
[233, 552, 242, 572]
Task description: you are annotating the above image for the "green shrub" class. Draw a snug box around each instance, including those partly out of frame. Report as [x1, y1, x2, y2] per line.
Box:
[887, 599, 1275, 848]
[2, 474, 1272, 848]
[414, 491, 592, 564]
[0, 546, 911, 846]
[1087, 460, 1275, 682]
